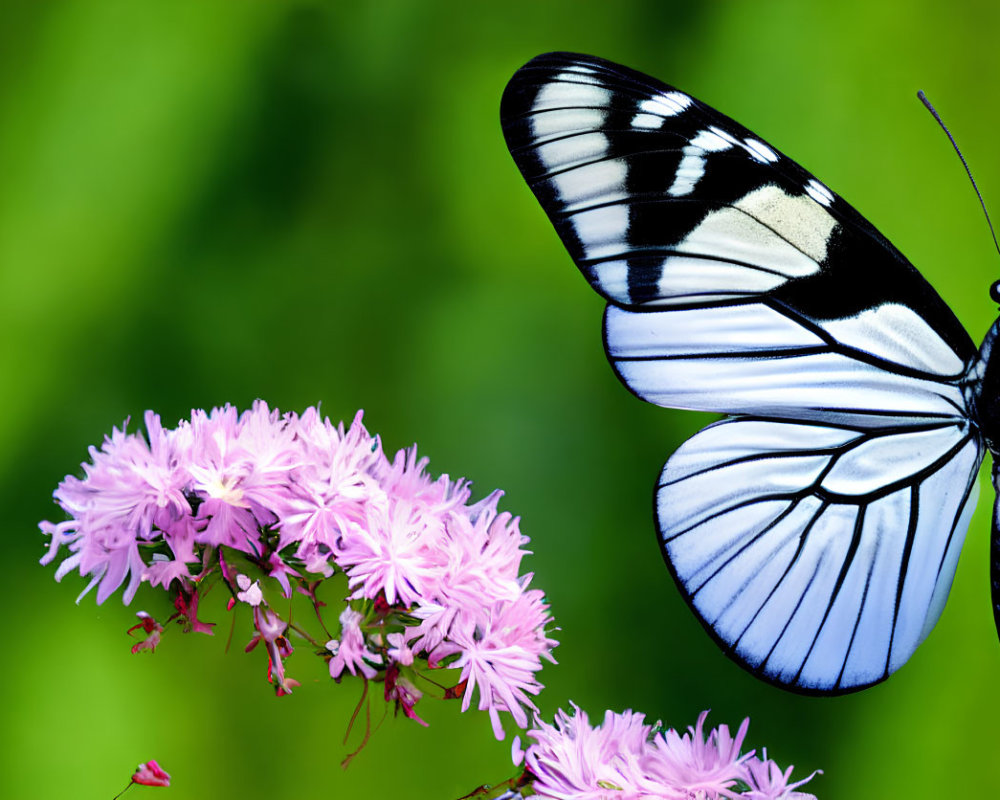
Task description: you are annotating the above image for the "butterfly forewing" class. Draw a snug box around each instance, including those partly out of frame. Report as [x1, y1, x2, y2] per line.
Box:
[501, 52, 985, 692]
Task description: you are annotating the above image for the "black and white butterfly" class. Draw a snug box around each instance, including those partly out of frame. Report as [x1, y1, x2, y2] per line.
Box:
[501, 52, 1000, 694]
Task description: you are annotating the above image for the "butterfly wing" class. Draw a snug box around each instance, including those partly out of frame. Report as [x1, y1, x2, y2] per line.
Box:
[501, 52, 984, 691]
[659, 416, 980, 691]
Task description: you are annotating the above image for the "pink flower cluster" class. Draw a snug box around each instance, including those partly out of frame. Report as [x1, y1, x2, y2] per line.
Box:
[514, 705, 819, 799]
[40, 402, 556, 737]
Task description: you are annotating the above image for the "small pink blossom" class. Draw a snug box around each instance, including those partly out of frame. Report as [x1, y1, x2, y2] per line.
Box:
[743, 751, 820, 800]
[327, 607, 381, 680]
[143, 555, 191, 591]
[384, 663, 426, 725]
[127, 612, 163, 655]
[171, 589, 214, 635]
[132, 760, 170, 787]
[337, 496, 440, 606]
[235, 574, 263, 606]
[246, 606, 296, 695]
[386, 632, 414, 666]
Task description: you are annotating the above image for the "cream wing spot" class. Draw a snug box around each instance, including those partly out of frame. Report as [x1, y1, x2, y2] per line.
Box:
[673, 206, 822, 279]
[733, 185, 838, 264]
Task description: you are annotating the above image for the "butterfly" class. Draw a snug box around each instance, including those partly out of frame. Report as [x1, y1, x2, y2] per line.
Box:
[500, 52, 1000, 694]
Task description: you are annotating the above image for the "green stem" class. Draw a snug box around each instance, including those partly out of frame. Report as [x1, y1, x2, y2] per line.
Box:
[110, 780, 134, 800]
[286, 620, 323, 649]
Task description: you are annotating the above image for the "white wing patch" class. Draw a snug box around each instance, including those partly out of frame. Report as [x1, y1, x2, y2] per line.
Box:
[573, 205, 630, 261]
[632, 92, 692, 128]
[642, 92, 692, 117]
[743, 138, 779, 163]
[548, 152, 626, 208]
[805, 178, 835, 206]
[658, 417, 981, 691]
[582, 189, 837, 308]
[669, 129, 735, 197]
[605, 302, 969, 426]
[531, 71, 612, 111]
[822, 304, 966, 377]
[556, 179, 837, 307]
[536, 132, 613, 175]
[530, 107, 608, 139]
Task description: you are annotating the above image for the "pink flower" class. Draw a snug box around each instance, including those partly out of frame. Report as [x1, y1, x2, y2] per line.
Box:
[519, 706, 819, 800]
[641, 710, 751, 797]
[384, 663, 426, 725]
[336, 495, 439, 606]
[143, 555, 191, 591]
[171, 589, 214, 635]
[235, 574, 263, 606]
[431, 589, 556, 740]
[245, 606, 297, 695]
[327, 607, 381, 680]
[742, 751, 820, 800]
[386, 632, 414, 666]
[127, 612, 164, 655]
[39, 413, 191, 605]
[185, 405, 269, 552]
[523, 705, 654, 798]
[275, 410, 382, 570]
[132, 760, 170, 787]
[431, 505, 528, 612]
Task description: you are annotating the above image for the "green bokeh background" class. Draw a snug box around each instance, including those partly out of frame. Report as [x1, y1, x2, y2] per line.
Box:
[5, 2, 999, 798]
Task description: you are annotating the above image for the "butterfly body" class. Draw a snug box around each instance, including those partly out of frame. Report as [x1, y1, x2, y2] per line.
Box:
[975, 322, 1000, 450]
[501, 52, 997, 693]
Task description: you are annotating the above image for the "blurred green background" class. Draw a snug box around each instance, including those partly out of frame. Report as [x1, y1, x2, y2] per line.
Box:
[5, 1, 1000, 797]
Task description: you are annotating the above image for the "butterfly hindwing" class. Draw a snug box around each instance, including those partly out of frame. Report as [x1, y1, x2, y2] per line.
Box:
[659, 416, 980, 692]
[501, 52, 985, 692]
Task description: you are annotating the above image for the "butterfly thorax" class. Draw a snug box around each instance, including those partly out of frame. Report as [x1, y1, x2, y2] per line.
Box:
[975, 318, 1000, 456]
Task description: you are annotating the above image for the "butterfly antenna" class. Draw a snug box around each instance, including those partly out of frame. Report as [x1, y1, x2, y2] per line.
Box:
[919, 90, 1000, 259]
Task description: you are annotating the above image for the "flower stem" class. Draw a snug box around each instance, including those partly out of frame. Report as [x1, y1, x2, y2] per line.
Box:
[286, 620, 323, 649]
[110, 781, 134, 800]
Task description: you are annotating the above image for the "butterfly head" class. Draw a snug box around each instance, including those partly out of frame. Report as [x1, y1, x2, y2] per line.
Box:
[990, 280, 1000, 307]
